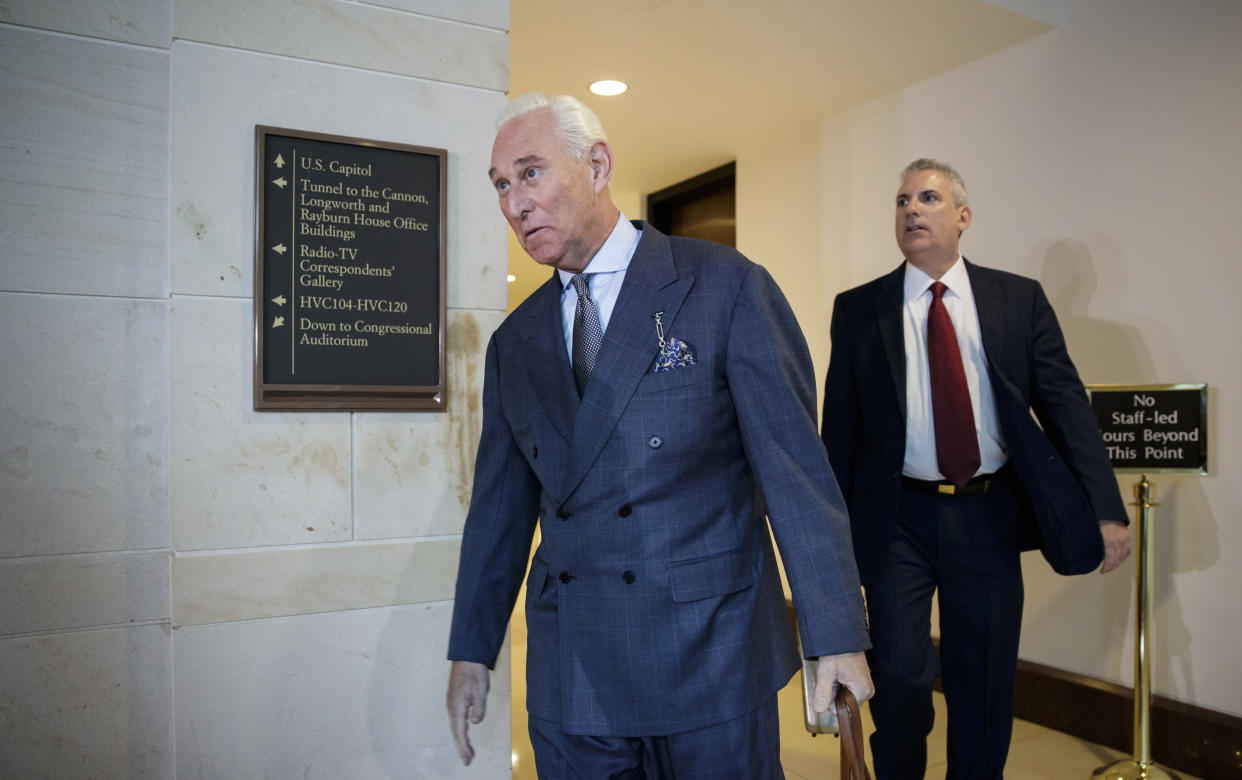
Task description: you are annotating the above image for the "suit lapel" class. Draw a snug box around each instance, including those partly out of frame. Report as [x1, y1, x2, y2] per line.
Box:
[873, 263, 907, 418]
[563, 223, 692, 499]
[521, 272, 578, 442]
[965, 259, 1008, 374]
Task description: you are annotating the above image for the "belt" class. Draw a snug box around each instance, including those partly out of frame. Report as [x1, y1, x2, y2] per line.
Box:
[901, 471, 997, 496]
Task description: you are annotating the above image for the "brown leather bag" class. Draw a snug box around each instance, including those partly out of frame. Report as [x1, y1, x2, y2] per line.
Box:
[835, 687, 872, 780]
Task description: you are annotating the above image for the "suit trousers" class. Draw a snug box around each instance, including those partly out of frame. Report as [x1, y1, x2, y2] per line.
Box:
[527, 692, 783, 780]
[865, 475, 1024, 780]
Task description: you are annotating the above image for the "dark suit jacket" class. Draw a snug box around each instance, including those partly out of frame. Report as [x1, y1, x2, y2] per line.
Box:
[821, 259, 1127, 583]
[448, 222, 868, 737]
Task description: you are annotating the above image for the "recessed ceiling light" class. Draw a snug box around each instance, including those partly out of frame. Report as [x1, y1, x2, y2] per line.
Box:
[589, 80, 628, 96]
[507, 274, 516, 283]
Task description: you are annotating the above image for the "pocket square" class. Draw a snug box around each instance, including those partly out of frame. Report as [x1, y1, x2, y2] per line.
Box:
[653, 336, 696, 372]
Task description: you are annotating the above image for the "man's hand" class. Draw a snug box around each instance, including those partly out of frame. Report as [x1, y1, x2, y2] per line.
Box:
[446, 660, 490, 766]
[811, 651, 874, 713]
[1099, 522, 1132, 574]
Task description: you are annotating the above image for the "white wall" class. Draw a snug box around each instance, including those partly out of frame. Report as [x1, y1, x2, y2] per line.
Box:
[1, 1, 513, 776]
[738, 0, 1241, 717]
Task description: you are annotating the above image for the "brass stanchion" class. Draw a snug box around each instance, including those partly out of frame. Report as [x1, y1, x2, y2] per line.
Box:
[1093, 476, 1181, 780]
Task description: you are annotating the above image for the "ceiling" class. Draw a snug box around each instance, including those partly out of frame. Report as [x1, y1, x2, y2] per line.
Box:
[509, 0, 1056, 196]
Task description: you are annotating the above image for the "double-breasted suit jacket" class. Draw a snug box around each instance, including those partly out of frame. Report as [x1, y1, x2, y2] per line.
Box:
[449, 222, 868, 737]
[821, 259, 1127, 583]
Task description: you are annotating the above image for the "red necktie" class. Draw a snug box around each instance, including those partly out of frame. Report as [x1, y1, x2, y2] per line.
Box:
[927, 281, 981, 488]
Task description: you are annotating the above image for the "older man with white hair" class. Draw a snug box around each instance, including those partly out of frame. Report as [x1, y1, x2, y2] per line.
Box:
[446, 93, 871, 778]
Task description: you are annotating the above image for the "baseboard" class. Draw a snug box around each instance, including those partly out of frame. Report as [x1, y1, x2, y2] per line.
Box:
[1012, 656, 1242, 779]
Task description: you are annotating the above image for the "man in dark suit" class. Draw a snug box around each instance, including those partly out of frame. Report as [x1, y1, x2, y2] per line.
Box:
[821, 158, 1131, 779]
[445, 92, 873, 777]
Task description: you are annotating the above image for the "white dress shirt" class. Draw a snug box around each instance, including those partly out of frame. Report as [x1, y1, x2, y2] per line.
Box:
[557, 214, 640, 362]
[902, 257, 1007, 481]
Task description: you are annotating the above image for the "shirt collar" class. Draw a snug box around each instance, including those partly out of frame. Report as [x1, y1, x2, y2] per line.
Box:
[557, 213, 639, 289]
[904, 254, 965, 303]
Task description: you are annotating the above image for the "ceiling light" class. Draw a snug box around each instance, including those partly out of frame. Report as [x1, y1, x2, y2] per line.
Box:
[507, 274, 516, 283]
[589, 80, 628, 96]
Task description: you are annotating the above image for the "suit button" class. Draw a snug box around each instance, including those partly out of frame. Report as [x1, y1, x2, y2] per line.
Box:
[622, 571, 636, 584]
[556, 507, 571, 520]
[618, 504, 632, 517]
[647, 436, 663, 449]
[533, 446, 538, 459]
[559, 571, 573, 584]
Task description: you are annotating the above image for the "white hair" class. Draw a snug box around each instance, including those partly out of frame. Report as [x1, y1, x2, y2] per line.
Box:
[496, 92, 607, 160]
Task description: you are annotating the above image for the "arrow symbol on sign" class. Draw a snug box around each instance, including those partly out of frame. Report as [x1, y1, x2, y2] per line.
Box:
[273, 154, 285, 169]
[271, 295, 286, 306]
[273, 316, 285, 328]
[272, 243, 286, 255]
[273, 177, 287, 188]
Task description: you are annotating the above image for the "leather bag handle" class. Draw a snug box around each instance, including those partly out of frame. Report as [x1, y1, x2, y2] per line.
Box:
[835, 687, 872, 780]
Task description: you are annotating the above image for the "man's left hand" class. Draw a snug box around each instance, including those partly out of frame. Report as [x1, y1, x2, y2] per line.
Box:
[1099, 522, 1132, 574]
[811, 651, 873, 713]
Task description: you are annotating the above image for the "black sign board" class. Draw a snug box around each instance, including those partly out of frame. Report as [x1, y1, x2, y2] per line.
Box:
[1087, 384, 1207, 474]
[254, 126, 446, 410]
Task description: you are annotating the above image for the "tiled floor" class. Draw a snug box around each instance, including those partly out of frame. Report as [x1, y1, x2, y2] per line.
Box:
[508, 613, 1198, 779]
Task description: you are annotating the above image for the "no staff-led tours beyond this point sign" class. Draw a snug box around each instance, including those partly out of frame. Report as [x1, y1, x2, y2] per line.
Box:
[254, 126, 447, 411]
[1087, 384, 1207, 474]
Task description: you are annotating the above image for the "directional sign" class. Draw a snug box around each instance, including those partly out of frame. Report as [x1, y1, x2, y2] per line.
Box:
[254, 126, 447, 411]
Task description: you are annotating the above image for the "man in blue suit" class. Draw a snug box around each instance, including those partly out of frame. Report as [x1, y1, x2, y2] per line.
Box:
[821, 158, 1131, 779]
[446, 93, 872, 777]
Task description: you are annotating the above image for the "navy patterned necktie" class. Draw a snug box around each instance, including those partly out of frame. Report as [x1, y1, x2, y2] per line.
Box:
[571, 273, 602, 397]
[927, 281, 981, 487]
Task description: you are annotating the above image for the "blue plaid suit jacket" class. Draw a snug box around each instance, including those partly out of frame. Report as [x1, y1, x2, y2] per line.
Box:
[448, 222, 868, 737]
